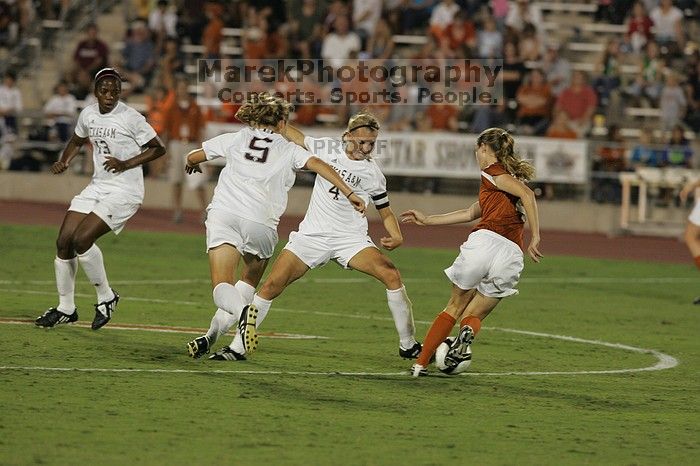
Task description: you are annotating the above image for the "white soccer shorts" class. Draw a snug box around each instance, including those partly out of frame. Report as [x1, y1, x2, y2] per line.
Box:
[168, 140, 207, 189]
[68, 184, 140, 234]
[444, 229, 524, 298]
[205, 208, 278, 258]
[689, 200, 700, 227]
[284, 230, 377, 269]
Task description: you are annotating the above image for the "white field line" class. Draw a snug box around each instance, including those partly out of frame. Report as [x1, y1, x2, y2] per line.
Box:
[0, 288, 679, 377]
[0, 277, 696, 286]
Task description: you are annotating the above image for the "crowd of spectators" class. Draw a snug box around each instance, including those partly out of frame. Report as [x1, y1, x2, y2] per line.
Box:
[1, 0, 699, 203]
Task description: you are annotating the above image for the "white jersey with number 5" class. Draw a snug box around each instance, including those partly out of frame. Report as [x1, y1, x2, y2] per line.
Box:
[74, 101, 157, 202]
[202, 127, 313, 228]
[299, 136, 389, 236]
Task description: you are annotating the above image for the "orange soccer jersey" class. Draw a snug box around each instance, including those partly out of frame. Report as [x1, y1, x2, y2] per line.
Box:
[472, 162, 525, 250]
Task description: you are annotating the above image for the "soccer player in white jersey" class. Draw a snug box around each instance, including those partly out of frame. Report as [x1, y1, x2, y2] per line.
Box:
[35, 68, 166, 330]
[208, 111, 422, 361]
[185, 92, 366, 359]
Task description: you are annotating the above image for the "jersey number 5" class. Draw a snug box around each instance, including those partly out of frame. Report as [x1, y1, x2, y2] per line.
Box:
[244, 137, 273, 163]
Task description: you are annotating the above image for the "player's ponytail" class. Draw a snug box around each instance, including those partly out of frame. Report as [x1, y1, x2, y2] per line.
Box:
[235, 92, 293, 128]
[476, 128, 535, 181]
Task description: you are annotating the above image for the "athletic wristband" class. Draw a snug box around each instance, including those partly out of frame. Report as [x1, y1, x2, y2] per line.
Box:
[345, 191, 354, 199]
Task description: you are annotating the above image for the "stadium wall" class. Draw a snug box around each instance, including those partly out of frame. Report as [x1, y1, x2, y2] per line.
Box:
[0, 171, 665, 234]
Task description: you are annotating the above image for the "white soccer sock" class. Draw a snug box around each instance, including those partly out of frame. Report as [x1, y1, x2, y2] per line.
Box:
[205, 308, 236, 343]
[230, 293, 273, 353]
[77, 244, 114, 304]
[387, 285, 418, 349]
[212, 283, 245, 320]
[54, 256, 78, 313]
[235, 280, 256, 304]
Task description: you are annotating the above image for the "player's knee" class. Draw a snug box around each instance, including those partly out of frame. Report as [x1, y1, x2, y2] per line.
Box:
[56, 234, 73, 255]
[378, 261, 402, 288]
[71, 232, 94, 255]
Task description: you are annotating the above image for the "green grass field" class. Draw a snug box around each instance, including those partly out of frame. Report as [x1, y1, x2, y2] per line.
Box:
[0, 224, 698, 465]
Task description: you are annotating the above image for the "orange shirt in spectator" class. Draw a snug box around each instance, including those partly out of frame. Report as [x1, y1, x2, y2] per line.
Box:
[555, 84, 597, 121]
[146, 88, 175, 136]
[202, 5, 223, 57]
[425, 104, 458, 131]
[165, 98, 205, 142]
[516, 82, 552, 118]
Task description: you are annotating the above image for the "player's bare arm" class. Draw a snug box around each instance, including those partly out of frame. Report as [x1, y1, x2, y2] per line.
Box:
[378, 206, 403, 250]
[51, 134, 88, 174]
[103, 135, 166, 173]
[185, 148, 207, 174]
[493, 173, 543, 263]
[282, 124, 308, 149]
[304, 156, 366, 214]
[400, 201, 481, 226]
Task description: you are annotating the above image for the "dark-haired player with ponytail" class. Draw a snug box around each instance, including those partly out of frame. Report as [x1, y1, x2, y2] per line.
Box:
[401, 127, 543, 376]
[35, 68, 166, 330]
[185, 92, 365, 359]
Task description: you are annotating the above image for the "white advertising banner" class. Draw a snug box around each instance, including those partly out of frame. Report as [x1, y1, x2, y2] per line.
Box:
[205, 123, 588, 184]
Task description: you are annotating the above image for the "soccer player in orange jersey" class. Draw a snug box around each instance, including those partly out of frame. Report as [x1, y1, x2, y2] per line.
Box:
[401, 128, 543, 376]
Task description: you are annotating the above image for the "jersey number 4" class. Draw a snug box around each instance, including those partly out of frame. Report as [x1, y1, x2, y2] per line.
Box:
[244, 137, 272, 163]
[328, 186, 341, 200]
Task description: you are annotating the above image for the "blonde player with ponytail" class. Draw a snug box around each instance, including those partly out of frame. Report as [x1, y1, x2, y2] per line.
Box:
[401, 127, 543, 376]
[185, 92, 365, 359]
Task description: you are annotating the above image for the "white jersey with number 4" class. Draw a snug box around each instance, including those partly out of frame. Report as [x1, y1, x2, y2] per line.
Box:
[202, 127, 313, 228]
[299, 136, 389, 236]
[74, 101, 157, 202]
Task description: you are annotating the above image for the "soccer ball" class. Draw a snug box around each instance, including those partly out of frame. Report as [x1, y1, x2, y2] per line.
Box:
[434, 337, 472, 375]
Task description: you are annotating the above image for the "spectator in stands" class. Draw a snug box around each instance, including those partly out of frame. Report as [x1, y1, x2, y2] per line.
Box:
[659, 71, 687, 130]
[0, 71, 22, 134]
[629, 129, 662, 168]
[650, 0, 685, 54]
[323, 0, 350, 32]
[145, 85, 174, 176]
[624, 40, 665, 105]
[352, 0, 381, 45]
[518, 22, 541, 61]
[180, 0, 208, 45]
[593, 39, 623, 104]
[545, 111, 577, 139]
[540, 42, 571, 96]
[516, 69, 552, 135]
[202, 1, 224, 59]
[321, 15, 361, 69]
[505, 0, 543, 35]
[592, 124, 626, 203]
[165, 79, 207, 223]
[554, 70, 598, 137]
[471, 101, 508, 134]
[684, 57, 700, 131]
[440, 11, 476, 58]
[290, 0, 324, 59]
[429, 0, 459, 42]
[72, 23, 109, 82]
[416, 89, 459, 132]
[122, 21, 155, 93]
[490, 0, 510, 31]
[401, 0, 435, 34]
[0, 1, 19, 47]
[43, 80, 77, 143]
[158, 37, 184, 90]
[148, 0, 177, 51]
[661, 124, 692, 167]
[477, 16, 503, 58]
[625, 1, 654, 54]
[502, 41, 526, 110]
[366, 16, 395, 59]
[70, 68, 93, 101]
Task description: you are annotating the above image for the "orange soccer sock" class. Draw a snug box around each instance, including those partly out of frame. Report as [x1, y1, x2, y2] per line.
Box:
[694, 256, 700, 270]
[460, 316, 482, 337]
[416, 311, 456, 367]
